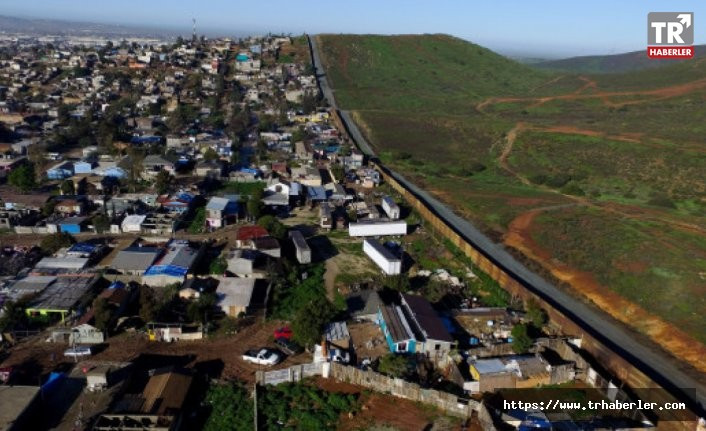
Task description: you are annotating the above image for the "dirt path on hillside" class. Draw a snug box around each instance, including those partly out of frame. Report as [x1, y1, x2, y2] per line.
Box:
[504, 208, 706, 374]
[497, 122, 706, 236]
[324, 258, 339, 301]
[573, 76, 598, 94]
[498, 122, 530, 184]
[476, 76, 706, 112]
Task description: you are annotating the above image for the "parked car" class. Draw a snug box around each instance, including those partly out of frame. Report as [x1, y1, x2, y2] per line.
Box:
[275, 337, 303, 355]
[64, 346, 92, 358]
[242, 348, 282, 366]
[274, 326, 292, 340]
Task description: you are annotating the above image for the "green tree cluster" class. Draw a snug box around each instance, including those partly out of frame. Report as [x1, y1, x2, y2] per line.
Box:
[8, 163, 36, 192]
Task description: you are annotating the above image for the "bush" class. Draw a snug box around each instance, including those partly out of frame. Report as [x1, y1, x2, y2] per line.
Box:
[188, 207, 206, 234]
[529, 174, 547, 185]
[260, 382, 357, 430]
[40, 232, 74, 255]
[560, 182, 585, 196]
[257, 215, 287, 239]
[209, 255, 228, 275]
[525, 299, 547, 328]
[203, 383, 254, 431]
[377, 354, 410, 378]
[511, 323, 533, 354]
[545, 173, 572, 188]
[648, 194, 676, 209]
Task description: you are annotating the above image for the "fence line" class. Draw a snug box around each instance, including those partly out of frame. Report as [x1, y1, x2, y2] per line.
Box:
[257, 361, 478, 418]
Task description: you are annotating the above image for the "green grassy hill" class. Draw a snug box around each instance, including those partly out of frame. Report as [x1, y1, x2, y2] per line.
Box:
[319, 34, 567, 112]
[317, 34, 706, 352]
[534, 45, 706, 73]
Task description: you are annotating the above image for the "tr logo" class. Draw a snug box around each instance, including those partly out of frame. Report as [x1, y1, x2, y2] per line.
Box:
[647, 12, 694, 59]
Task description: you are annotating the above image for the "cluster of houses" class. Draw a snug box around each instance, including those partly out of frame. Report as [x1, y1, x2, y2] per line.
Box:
[0, 32, 603, 431]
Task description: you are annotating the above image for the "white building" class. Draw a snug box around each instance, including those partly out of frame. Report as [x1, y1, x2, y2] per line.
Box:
[289, 230, 311, 264]
[349, 219, 407, 237]
[381, 196, 400, 220]
[363, 239, 401, 275]
[121, 214, 146, 233]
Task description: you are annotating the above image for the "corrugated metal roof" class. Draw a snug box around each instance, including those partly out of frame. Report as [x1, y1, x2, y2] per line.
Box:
[215, 277, 255, 308]
[325, 321, 350, 342]
[111, 247, 161, 271]
[401, 293, 453, 343]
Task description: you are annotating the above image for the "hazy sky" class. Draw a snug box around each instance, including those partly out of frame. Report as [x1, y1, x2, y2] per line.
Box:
[2, 0, 704, 58]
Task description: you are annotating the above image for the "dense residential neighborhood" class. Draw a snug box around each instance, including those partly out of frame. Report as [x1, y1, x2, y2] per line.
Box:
[0, 16, 695, 431]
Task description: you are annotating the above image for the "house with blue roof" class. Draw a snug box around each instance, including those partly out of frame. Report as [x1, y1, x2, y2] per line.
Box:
[57, 216, 88, 234]
[142, 240, 204, 287]
[73, 161, 96, 175]
[158, 192, 195, 214]
[206, 195, 240, 228]
[47, 161, 74, 180]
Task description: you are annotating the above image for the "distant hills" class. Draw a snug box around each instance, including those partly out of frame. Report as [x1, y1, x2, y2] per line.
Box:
[0, 15, 176, 39]
[534, 45, 706, 73]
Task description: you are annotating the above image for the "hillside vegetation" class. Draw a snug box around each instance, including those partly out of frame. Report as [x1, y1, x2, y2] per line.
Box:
[316, 34, 706, 363]
[535, 45, 706, 74]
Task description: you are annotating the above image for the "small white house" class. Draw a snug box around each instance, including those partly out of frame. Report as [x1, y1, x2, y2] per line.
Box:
[289, 230, 311, 264]
[349, 220, 407, 237]
[381, 196, 400, 220]
[121, 214, 146, 233]
[363, 239, 401, 275]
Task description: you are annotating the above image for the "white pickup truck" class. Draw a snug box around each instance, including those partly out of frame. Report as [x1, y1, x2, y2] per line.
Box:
[242, 348, 282, 366]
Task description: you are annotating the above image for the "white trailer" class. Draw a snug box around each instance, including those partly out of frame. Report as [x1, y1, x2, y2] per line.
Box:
[363, 239, 402, 275]
[289, 230, 312, 264]
[349, 219, 407, 237]
[381, 196, 400, 220]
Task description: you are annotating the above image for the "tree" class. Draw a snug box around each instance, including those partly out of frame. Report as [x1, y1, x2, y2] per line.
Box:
[139, 286, 157, 323]
[60, 179, 74, 195]
[41, 200, 56, 217]
[40, 232, 74, 255]
[511, 324, 534, 354]
[188, 207, 206, 234]
[329, 163, 344, 182]
[257, 215, 287, 239]
[92, 214, 110, 234]
[246, 189, 264, 220]
[127, 147, 145, 192]
[377, 353, 410, 378]
[154, 170, 172, 194]
[291, 296, 335, 347]
[202, 383, 254, 431]
[209, 255, 228, 275]
[187, 293, 217, 324]
[92, 297, 111, 331]
[8, 163, 36, 192]
[525, 299, 547, 329]
[203, 147, 219, 162]
[0, 297, 32, 332]
[381, 274, 411, 293]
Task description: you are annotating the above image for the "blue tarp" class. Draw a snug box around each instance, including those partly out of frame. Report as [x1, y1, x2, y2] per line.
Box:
[307, 186, 328, 201]
[41, 371, 65, 394]
[131, 135, 162, 144]
[69, 243, 98, 254]
[108, 281, 125, 289]
[143, 265, 188, 277]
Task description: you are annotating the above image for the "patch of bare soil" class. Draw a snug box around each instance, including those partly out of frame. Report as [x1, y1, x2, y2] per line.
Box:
[1, 320, 311, 385]
[504, 208, 706, 374]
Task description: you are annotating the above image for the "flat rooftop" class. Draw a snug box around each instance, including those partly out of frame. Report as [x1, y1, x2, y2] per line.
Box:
[0, 385, 40, 429]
